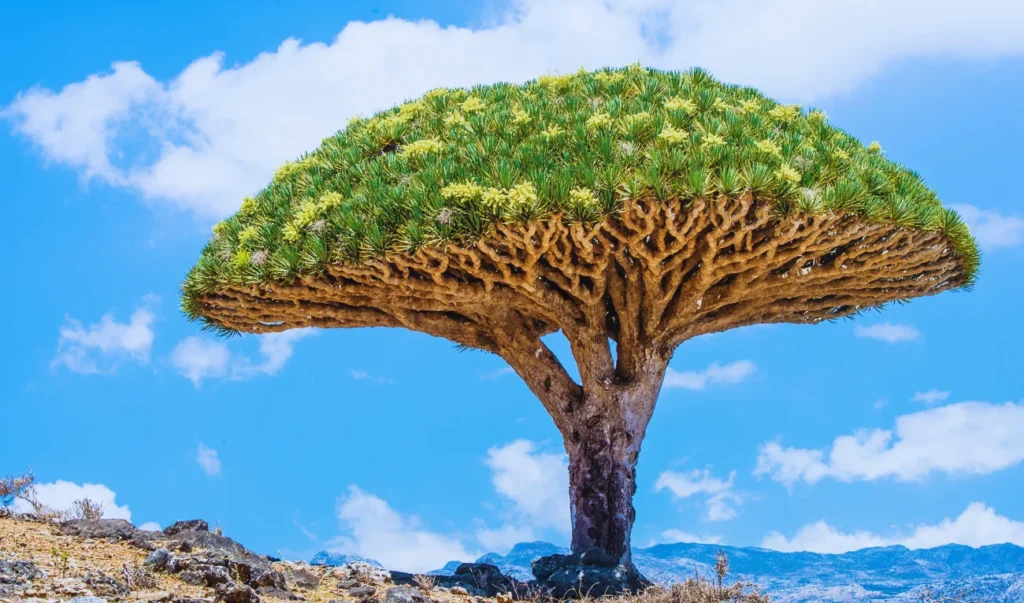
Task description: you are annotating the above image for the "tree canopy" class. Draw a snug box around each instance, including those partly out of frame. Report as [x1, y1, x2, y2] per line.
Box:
[182, 65, 978, 337]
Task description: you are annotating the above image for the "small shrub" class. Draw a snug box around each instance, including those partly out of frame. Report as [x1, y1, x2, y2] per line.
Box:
[413, 574, 436, 593]
[68, 498, 105, 520]
[50, 547, 71, 578]
[121, 563, 158, 590]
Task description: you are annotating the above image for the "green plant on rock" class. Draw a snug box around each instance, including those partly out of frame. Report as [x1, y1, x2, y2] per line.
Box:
[181, 66, 978, 583]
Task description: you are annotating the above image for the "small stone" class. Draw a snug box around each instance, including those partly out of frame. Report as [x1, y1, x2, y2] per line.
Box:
[337, 578, 358, 589]
[179, 571, 206, 586]
[200, 565, 233, 586]
[384, 586, 429, 603]
[449, 587, 468, 596]
[68, 597, 108, 603]
[145, 548, 174, 572]
[348, 585, 376, 598]
[215, 582, 259, 603]
[53, 577, 91, 596]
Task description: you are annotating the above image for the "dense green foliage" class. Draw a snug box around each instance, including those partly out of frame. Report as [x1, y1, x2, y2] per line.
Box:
[182, 65, 978, 323]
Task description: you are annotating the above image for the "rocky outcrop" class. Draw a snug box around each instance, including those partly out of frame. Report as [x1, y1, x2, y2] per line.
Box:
[60, 519, 138, 542]
[530, 552, 649, 598]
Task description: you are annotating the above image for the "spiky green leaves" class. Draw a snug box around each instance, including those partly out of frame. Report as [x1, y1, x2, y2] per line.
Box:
[184, 65, 980, 322]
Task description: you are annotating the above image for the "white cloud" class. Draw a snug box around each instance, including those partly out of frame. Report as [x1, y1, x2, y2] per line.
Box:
[53, 300, 156, 374]
[334, 485, 476, 573]
[655, 468, 742, 521]
[138, 521, 162, 532]
[484, 440, 570, 531]
[171, 336, 230, 386]
[171, 328, 313, 387]
[231, 328, 315, 379]
[854, 322, 921, 343]
[12, 480, 131, 520]
[651, 529, 724, 546]
[755, 400, 1024, 486]
[7, 1, 1024, 220]
[475, 523, 538, 554]
[664, 361, 756, 391]
[480, 367, 515, 381]
[763, 502, 1024, 553]
[349, 370, 394, 384]
[951, 204, 1024, 250]
[912, 389, 951, 404]
[196, 443, 222, 476]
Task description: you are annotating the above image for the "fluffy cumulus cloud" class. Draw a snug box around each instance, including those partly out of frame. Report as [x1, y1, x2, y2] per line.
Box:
[483, 440, 570, 532]
[170, 336, 230, 386]
[333, 486, 477, 573]
[951, 204, 1024, 250]
[12, 480, 131, 520]
[853, 322, 921, 343]
[755, 400, 1024, 486]
[138, 521, 162, 532]
[52, 298, 156, 375]
[664, 360, 756, 391]
[763, 502, 1024, 553]
[5, 0, 1024, 219]
[655, 468, 742, 521]
[196, 443, 222, 477]
[170, 328, 314, 387]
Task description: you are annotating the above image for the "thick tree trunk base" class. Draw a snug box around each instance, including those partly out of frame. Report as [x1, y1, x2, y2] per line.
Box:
[531, 552, 650, 598]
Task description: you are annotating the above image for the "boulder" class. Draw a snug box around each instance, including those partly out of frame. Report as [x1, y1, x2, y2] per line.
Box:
[83, 570, 129, 598]
[216, 582, 259, 603]
[60, 519, 137, 541]
[145, 549, 174, 572]
[383, 586, 431, 603]
[281, 566, 319, 590]
[164, 520, 209, 536]
[347, 585, 376, 598]
[528, 553, 649, 598]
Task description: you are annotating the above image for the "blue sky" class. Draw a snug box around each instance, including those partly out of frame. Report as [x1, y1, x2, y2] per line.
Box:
[3, 0, 1024, 574]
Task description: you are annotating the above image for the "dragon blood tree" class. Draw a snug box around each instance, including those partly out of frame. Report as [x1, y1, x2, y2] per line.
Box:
[183, 66, 978, 579]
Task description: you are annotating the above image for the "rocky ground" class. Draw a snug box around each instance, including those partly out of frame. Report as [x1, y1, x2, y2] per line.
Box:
[0, 513, 532, 603]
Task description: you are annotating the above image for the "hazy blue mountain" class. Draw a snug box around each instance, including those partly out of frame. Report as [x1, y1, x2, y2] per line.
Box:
[428, 540, 1024, 602]
[309, 550, 382, 567]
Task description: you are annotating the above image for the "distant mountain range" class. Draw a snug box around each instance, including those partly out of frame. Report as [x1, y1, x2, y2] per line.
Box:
[309, 550, 382, 567]
[314, 540, 1024, 602]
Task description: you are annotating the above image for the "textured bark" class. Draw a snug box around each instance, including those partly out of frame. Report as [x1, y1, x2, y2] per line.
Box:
[560, 355, 667, 564]
[190, 194, 971, 567]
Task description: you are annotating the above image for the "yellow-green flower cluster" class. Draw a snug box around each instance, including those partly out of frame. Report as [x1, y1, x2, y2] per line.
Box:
[441, 181, 539, 211]
[283, 192, 343, 242]
[769, 104, 801, 122]
[569, 187, 599, 208]
[542, 124, 564, 139]
[461, 97, 486, 114]
[658, 125, 688, 145]
[399, 138, 444, 159]
[586, 112, 613, 130]
[701, 133, 726, 148]
[776, 164, 802, 184]
[511, 107, 532, 125]
[755, 139, 782, 157]
[664, 96, 697, 113]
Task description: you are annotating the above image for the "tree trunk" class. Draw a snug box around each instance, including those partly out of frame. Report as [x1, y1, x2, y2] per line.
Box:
[560, 374, 663, 567]
[566, 419, 642, 565]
